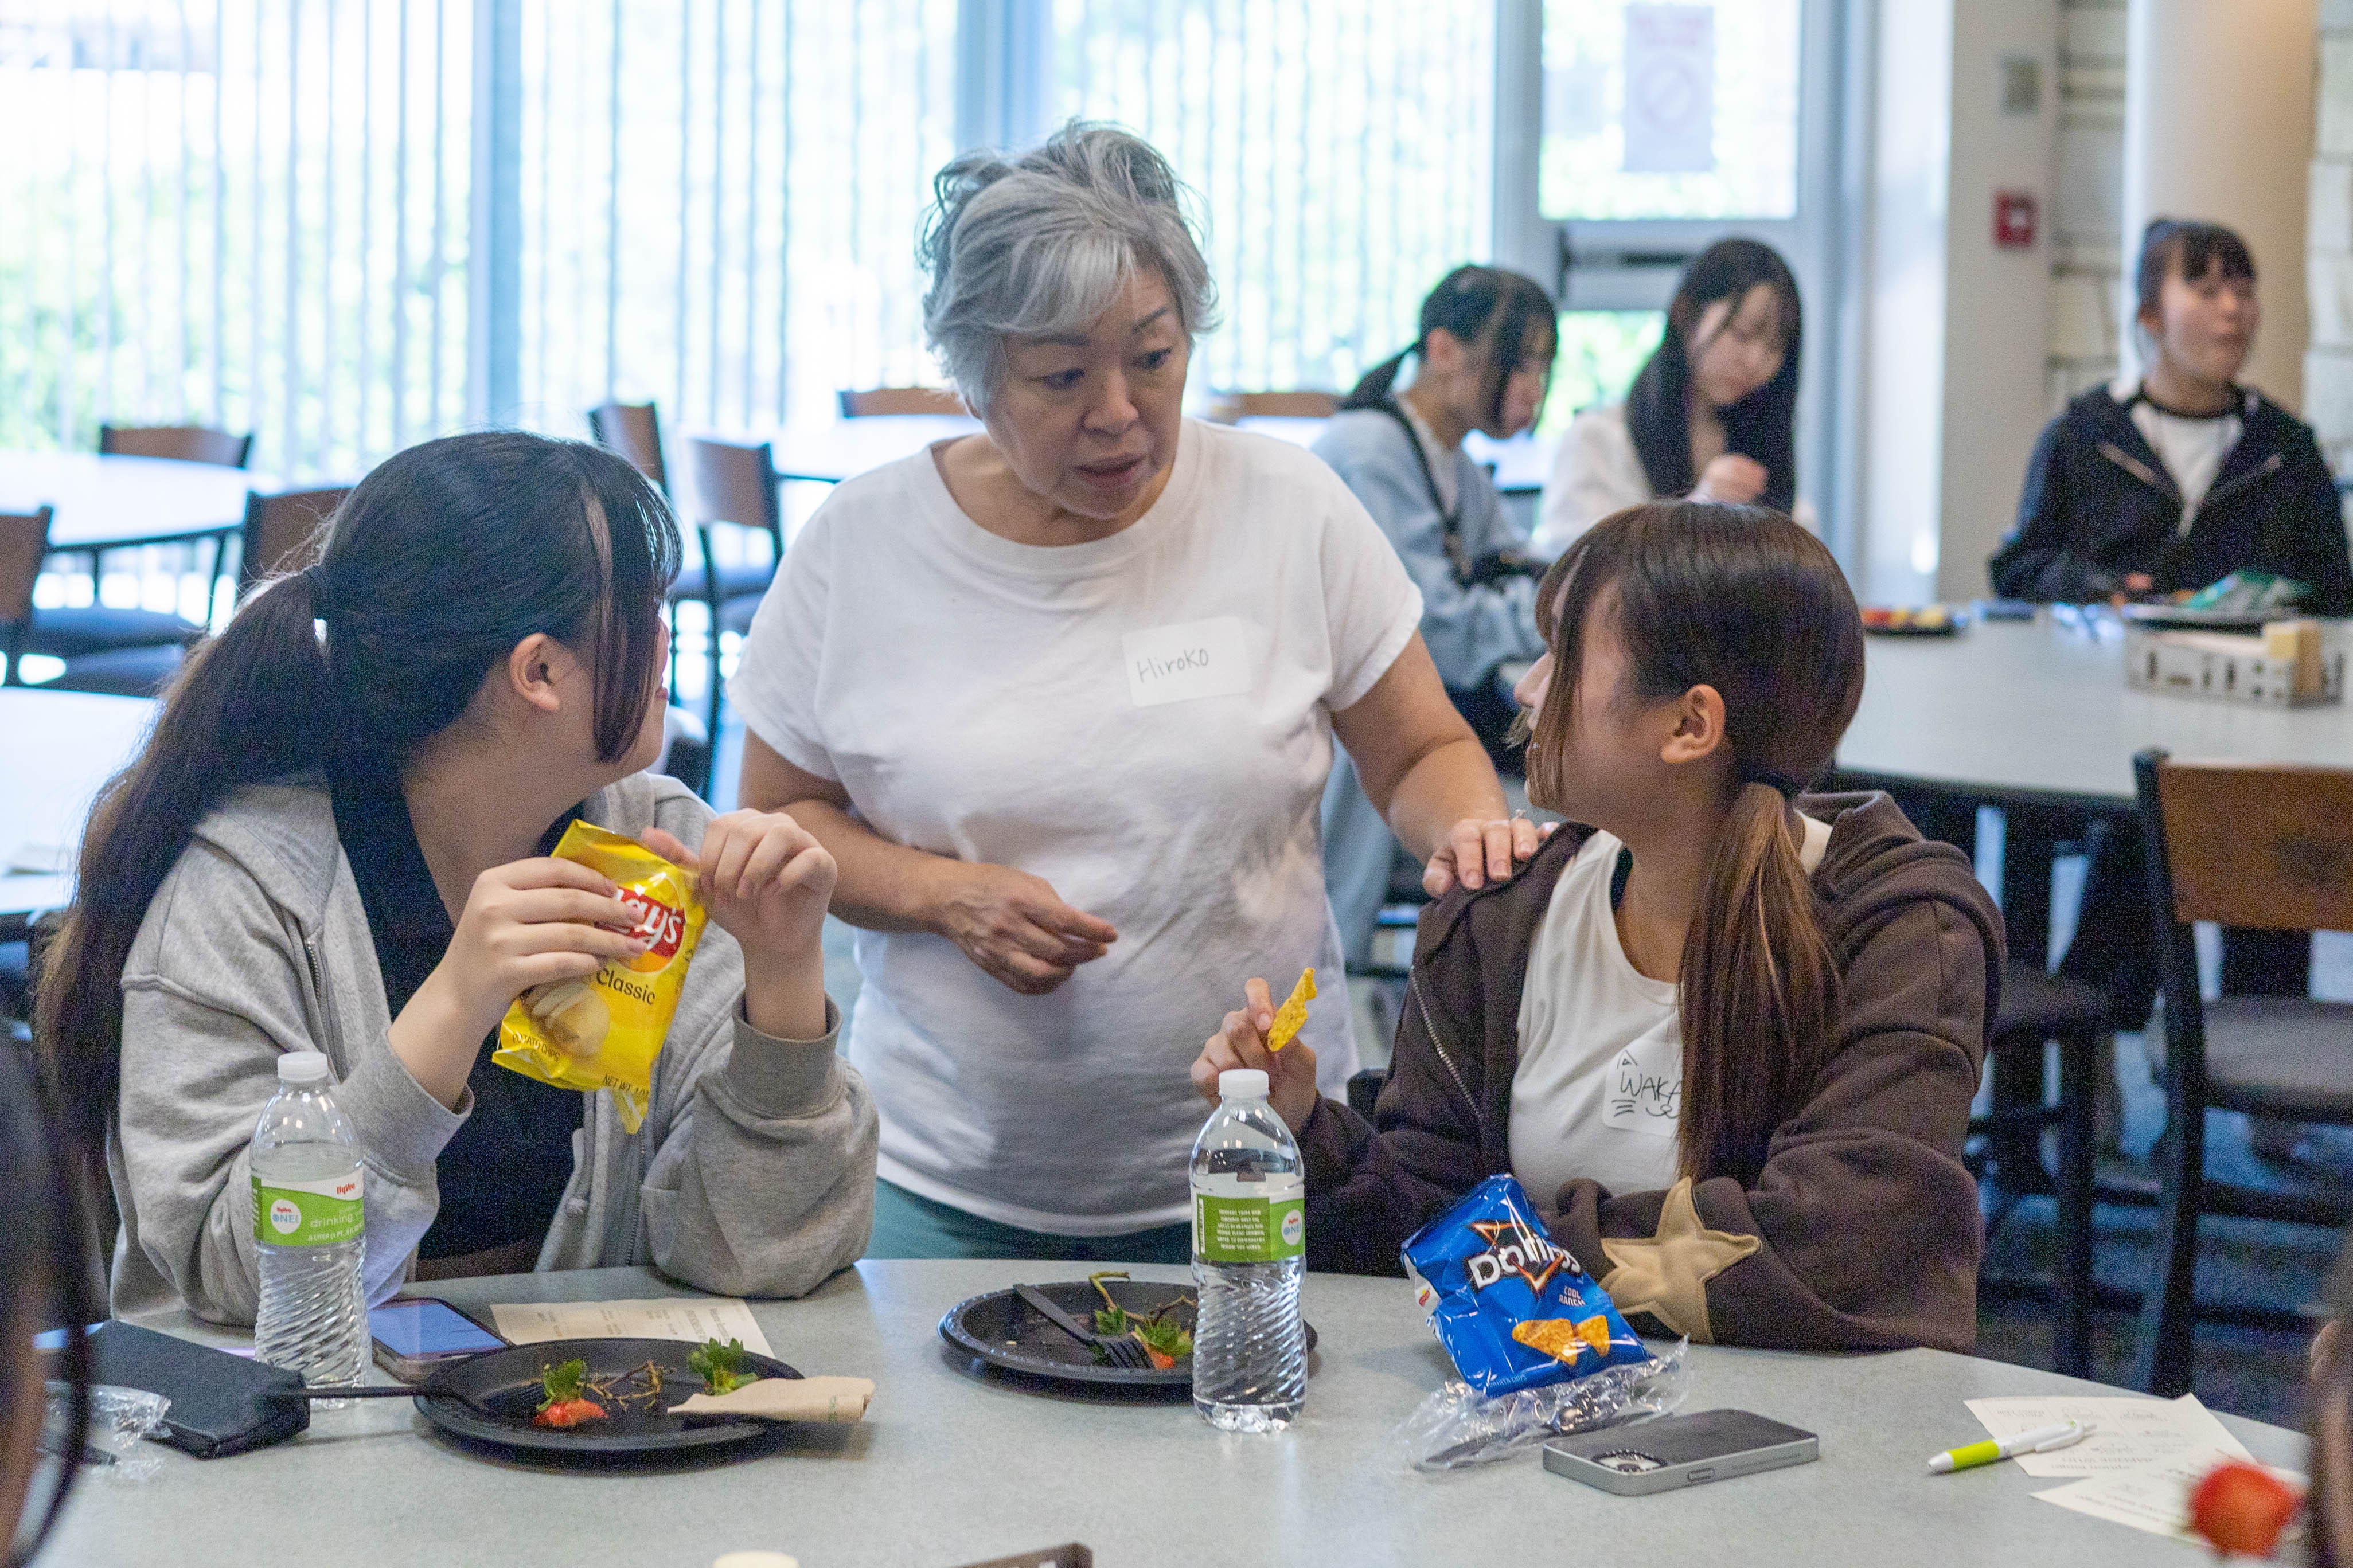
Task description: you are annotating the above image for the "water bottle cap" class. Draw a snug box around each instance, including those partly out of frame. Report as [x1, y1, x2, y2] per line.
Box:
[1218, 1068, 1269, 1101]
[276, 1051, 330, 1086]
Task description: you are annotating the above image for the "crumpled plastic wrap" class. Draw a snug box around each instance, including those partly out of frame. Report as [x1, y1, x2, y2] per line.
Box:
[1395, 1340, 1689, 1471]
[45, 1382, 173, 1481]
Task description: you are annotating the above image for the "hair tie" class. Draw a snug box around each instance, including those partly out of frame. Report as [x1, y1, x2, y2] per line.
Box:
[300, 562, 334, 620]
[1743, 767, 1805, 800]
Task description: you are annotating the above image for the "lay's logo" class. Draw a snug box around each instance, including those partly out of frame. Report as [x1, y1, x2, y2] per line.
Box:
[620, 878, 690, 972]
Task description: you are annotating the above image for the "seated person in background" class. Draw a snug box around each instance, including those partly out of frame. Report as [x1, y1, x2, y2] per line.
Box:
[1195, 504, 2004, 1352]
[1536, 239, 1805, 553]
[2003, 220, 2348, 1026]
[1989, 217, 2352, 614]
[1313, 265, 1559, 966]
[36, 431, 877, 1323]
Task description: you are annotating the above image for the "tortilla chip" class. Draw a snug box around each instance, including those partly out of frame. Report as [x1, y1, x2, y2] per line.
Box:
[1266, 967, 1317, 1053]
[1511, 1315, 1616, 1367]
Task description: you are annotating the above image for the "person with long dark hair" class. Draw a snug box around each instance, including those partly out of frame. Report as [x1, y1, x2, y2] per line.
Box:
[1536, 239, 1803, 553]
[1314, 265, 1559, 967]
[1, 1045, 97, 1567]
[1194, 505, 2003, 1351]
[34, 431, 876, 1323]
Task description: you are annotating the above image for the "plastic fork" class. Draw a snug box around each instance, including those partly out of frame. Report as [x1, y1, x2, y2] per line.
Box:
[1013, 1283, 1154, 1371]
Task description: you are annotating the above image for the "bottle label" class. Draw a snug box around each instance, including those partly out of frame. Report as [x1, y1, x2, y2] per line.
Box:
[253, 1171, 364, 1247]
[1194, 1192, 1305, 1264]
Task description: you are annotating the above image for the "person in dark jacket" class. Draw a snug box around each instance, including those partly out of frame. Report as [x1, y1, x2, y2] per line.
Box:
[1194, 503, 2004, 1353]
[2005, 222, 2343, 1027]
[1989, 218, 2352, 615]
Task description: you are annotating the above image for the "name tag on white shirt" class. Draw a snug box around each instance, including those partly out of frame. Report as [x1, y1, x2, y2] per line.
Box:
[1122, 617, 1251, 708]
[1603, 1030, 1682, 1139]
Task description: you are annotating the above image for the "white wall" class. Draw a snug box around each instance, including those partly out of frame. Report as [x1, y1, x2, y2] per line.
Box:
[1852, 0, 2059, 604]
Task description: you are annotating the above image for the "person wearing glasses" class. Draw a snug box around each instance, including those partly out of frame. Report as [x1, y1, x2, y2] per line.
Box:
[1313, 265, 1560, 968]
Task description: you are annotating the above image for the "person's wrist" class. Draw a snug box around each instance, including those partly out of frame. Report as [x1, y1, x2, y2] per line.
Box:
[740, 943, 828, 1041]
[910, 854, 972, 938]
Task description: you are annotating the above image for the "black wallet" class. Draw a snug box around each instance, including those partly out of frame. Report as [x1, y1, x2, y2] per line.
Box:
[88, 1320, 310, 1458]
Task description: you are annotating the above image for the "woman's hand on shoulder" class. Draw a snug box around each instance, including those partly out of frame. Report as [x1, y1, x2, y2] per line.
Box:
[1191, 977, 1321, 1133]
[1423, 815, 1549, 897]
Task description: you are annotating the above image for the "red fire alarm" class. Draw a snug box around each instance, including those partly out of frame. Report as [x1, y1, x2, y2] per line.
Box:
[1993, 190, 2038, 249]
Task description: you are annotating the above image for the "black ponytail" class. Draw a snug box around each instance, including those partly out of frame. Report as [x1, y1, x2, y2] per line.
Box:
[1624, 238, 1802, 513]
[1341, 264, 1556, 424]
[34, 431, 681, 1155]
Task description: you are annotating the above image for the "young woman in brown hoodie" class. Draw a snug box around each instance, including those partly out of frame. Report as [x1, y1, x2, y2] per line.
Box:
[1194, 502, 2004, 1353]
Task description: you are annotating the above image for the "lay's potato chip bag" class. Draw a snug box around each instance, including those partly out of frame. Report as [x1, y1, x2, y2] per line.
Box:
[494, 820, 707, 1133]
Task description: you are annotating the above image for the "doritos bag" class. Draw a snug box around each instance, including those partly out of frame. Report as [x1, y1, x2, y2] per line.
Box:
[1401, 1174, 1650, 1396]
[493, 821, 707, 1134]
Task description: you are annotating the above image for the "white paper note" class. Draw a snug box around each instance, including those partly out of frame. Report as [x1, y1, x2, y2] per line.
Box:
[489, 1297, 773, 1357]
[1121, 617, 1251, 708]
[2035, 1446, 2305, 1544]
[1964, 1393, 2251, 1477]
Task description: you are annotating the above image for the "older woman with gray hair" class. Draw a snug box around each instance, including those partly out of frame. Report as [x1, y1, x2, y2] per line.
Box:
[731, 122, 1537, 1261]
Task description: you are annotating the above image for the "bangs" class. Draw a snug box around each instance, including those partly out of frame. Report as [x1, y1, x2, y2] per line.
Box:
[572, 448, 683, 762]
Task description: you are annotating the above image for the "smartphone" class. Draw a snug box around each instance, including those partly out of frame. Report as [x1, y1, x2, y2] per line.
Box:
[368, 1297, 506, 1382]
[1543, 1409, 1819, 1495]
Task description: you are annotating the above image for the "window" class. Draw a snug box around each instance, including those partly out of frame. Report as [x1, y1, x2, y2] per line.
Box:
[516, 0, 958, 439]
[1540, 0, 1801, 222]
[1049, 0, 1495, 398]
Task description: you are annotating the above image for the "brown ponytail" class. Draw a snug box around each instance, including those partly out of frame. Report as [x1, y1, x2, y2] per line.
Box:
[1525, 502, 1864, 1186]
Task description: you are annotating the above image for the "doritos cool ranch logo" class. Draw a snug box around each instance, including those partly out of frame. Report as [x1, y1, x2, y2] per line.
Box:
[1465, 1215, 1579, 1295]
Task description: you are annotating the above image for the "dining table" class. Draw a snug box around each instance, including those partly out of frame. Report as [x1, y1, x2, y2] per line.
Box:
[1832, 608, 2353, 953]
[0, 687, 157, 934]
[0, 449, 278, 560]
[47, 1258, 2305, 1568]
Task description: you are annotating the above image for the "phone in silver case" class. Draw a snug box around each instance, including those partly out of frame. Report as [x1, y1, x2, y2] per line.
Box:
[1543, 1409, 1819, 1495]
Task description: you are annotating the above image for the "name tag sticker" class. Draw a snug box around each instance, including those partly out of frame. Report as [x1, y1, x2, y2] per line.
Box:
[1122, 616, 1251, 708]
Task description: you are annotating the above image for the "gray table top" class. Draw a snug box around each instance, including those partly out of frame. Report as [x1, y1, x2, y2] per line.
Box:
[0, 689, 155, 924]
[1837, 612, 2353, 807]
[51, 1261, 2305, 1568]
[0, 451, 278, 549]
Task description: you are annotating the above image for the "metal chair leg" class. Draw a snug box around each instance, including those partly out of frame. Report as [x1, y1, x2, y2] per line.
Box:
[2130, 1084, 2204, 1397]
[2053, 1027, 2098, 1379]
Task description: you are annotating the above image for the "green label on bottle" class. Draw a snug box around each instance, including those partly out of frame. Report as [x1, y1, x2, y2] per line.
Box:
[1194, 1194, 1305, 1264]
[253, 1172, 364, 1247]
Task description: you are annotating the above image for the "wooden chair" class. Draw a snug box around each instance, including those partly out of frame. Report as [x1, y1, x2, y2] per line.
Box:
[0, 505, 202, 694]
[586, 401, 669, 493]
[682, 437, 786, 741]
[837, 386, 966, 417]
[2130, 749, 2353, 1396]
[1208, 390, 1340, 423]
[237, 486, 348, 599]
[98, 423, 253, 468]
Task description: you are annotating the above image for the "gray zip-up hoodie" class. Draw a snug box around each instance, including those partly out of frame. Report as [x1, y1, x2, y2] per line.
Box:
[108, 770, 879, 1324]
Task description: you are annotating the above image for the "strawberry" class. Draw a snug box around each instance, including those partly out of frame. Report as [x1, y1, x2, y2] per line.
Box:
[2188, 1460, 2303, 1558]
[530, 1358, 608, 1430]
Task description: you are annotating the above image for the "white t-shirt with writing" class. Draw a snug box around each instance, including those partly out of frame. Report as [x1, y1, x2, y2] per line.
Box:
[1509, 818, 1832, 1208]
[729, 419, 1423, 1233]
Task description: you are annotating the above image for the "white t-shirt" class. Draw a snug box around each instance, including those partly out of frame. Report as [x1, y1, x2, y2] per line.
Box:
[1509, 818, 1832, 1209]
[729, 419, 1423, 1233]
[2119, 378, 2243, 535]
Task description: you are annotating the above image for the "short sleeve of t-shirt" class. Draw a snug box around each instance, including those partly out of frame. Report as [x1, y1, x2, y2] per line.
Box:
[1299, 452, 1424, 711]
[728, 468, 859, 784]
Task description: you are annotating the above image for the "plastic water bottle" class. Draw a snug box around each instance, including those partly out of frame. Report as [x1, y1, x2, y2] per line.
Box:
[1190, 1068, 1306, 1432]
[251, 1051, 367, 1394]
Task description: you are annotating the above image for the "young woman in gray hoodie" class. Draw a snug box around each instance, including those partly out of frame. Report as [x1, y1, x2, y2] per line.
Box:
[37, 431, 877, 1324]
